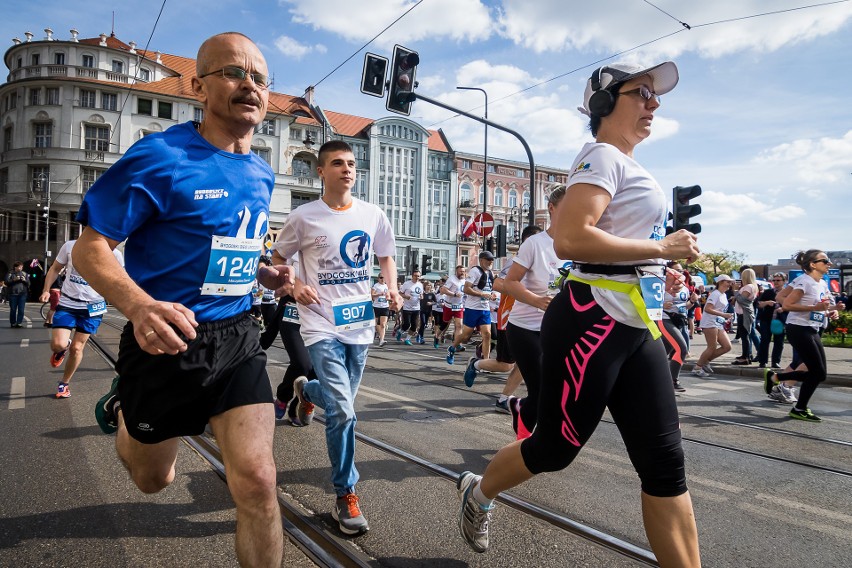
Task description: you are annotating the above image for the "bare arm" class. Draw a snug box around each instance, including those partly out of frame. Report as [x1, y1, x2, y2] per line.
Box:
[552, 183, 700, 262]
[74, 227, 197, 355]
[39, 260, 66, 301]
[501, 261, 550, 311]
[782, 288, 831, 312]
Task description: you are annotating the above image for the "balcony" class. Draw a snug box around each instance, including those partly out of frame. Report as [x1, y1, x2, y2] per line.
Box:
[459, 200, 473, 209]
[7, 65, 135, 85]
[428, 169, 451, 181]
[281, 174, 322, 193]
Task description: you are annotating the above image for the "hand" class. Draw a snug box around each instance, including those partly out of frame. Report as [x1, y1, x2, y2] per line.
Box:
[293, 280, 320, 306]
[725, 313, 734, 320]
[127, 300, 198, 356]
[388, 290, 404, 312]
[536, 295, 553, 311]
[659, 229, 700, 262]
[39, 291, 50, 303]
[663, 301, 674, 310]
[828, 310, 840, 321]
[257, 264, 295, 298]
[814, 299, 831, 311]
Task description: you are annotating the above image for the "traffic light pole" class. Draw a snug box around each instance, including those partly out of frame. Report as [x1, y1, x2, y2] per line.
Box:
[406, 91, 536, 228]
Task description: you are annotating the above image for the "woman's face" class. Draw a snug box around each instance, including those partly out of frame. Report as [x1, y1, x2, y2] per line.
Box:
[607, 74, 661, 142]
[809, 252, 832, 275]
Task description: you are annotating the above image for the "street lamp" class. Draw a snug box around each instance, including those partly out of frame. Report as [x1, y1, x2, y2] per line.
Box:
[35, 172, 52, 269]
[509, 206, 519, 244]
[457, 86, 488, 249]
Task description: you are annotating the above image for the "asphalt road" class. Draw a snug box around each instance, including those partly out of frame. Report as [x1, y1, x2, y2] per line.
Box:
[1, 306, 850, 567]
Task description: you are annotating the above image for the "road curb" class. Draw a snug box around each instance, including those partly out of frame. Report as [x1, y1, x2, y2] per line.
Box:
[708, 364, 851, 388]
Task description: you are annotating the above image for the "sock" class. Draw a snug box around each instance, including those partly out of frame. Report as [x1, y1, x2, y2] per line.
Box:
[473, 360, 482, 371]
[497, 394, 508, 403]
[472, 481, 494, 509]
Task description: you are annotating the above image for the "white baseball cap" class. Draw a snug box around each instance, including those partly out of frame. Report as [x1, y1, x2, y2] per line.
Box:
[579, 61, 679, 117]
[714, 274, 734, 283]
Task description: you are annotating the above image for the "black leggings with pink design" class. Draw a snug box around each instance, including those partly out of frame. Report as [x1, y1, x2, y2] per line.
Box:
[520, 280, 688, 498]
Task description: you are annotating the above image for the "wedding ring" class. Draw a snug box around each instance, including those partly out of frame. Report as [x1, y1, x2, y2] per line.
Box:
[145, 330, 155, 339]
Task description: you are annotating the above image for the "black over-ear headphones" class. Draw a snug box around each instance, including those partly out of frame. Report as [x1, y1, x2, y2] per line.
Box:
[588, 67, 617, 117]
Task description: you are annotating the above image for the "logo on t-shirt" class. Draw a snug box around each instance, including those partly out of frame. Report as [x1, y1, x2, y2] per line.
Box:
[573, 162, 591, 174]
[340, 231, 371, 268]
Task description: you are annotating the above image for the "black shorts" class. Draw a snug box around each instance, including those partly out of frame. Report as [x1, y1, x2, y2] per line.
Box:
[495, 328, 515, 363]
[374, 306, 389, 318]
[115, 312, 272, 444]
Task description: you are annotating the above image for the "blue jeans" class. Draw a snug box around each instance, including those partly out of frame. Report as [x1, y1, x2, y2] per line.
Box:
[9, 293, 26, 325]
[304, 339, 369, 497]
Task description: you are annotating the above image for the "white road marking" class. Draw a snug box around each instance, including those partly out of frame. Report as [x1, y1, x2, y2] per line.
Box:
[20, 339, 29, 347]
[9, 377, 25, 409]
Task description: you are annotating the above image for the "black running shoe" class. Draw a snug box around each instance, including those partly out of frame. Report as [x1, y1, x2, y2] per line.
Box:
[95, 375, 121, 434]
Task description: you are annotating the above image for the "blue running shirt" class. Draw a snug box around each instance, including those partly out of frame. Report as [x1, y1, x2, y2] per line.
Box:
[77, 122, 274, 322]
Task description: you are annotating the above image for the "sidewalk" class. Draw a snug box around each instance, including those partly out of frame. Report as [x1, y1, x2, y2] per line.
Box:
[684, 329, 852, 387]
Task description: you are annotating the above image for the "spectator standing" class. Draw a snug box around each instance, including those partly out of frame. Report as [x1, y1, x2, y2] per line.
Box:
[732, 268, 759, 364]
[5, 261, 30, 328]
[756, 272, 787, 370]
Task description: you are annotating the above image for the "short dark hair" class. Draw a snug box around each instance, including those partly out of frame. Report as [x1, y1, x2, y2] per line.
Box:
[13, 261, 23, 268]
[588, 114, 602, 137]
[520, 225, 542, 242]
[318, 140, 353, 166]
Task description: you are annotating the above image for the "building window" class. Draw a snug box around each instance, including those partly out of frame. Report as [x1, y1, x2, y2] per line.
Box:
[157, 101, 172, 119]
[478, 186, 486, 204]
[81, 167, 103, 191]
[508, 190, 518, 208]
[111, 60, 124, 74]
[289, 127, 303, 141]
[461, 159, 471, 169]
[523, 191, 530, 208]
[459, 182, 472, 204]
[292, 158, 312, 177]
[7, 93, 16, 110]
[547, 173, 556, 182]
[487, 164, 496, 173]
[258, 119, 275, 136]
[34, 123, 52, 148]
[82, 54, 94, 68]
[3, 126, 12, 152]
[46, 88, 60, 105]
[137, 97, 152, 115]
[193, 107, 204, 122]
[516, 169, 525, 178]
[494, 187, 503, 207]
[139, 68, 151, 82]
[291, 193, 315, 209]
[79, 89, 96, 108]
[54, 52, 65, 65]
[101, 92, 117, 111]
[29, 88, 41, 106]
[252, 147, 271, 164]
[16, 57, 22, 69]
[84, 125, 110, 151]
[31, 54, 40, 66]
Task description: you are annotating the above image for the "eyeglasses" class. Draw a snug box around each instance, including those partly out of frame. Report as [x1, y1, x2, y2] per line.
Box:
[200, 66, 269, 89]
[618, 85, 660, 103]
[771, 279, 784, 282]
[813, 259, 832, 265]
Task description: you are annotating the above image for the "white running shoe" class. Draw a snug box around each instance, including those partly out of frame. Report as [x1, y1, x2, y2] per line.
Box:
[779, 383, 798, 403]
[691, 366, 710, 378]
[702, 364, 714, 374]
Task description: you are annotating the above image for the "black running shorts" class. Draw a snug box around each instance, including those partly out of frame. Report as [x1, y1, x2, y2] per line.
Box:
[115, 312, 272, 444]
[495, 328, 515, 363]
[373, 306, 389, 318]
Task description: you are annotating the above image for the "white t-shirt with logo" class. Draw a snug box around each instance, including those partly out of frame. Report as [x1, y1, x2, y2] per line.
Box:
[567, 142, 668, 329]
[508, 231, 570, 331]
[273, 198, 395, 346]
[400, 279, 424, 311]
[372, 282, 389, 309]
[699, 289, 729, 330]
[433, 293, 445, 313]
[56, 239, 125, 310]
[786, 274, 833, 331]
[443, 275, 466, 311]
[662, 288, 690, 321]
[464, 265, 494, 311]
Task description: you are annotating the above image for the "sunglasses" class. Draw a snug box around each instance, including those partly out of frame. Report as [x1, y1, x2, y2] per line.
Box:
[813, 259, 832, 265]
[619, 85, 660, 103]
[200, 66, 269, 88]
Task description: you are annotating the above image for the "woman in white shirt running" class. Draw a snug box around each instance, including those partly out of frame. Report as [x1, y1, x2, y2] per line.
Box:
[692, 275, 734, 377]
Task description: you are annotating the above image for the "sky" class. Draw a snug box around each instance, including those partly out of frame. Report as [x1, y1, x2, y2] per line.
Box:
[3, 0, 852, 265]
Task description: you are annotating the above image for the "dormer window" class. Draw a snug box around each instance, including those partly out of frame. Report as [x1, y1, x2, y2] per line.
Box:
[112, 60, 124, 74]
[82, 54, 94, 68]
[139, 68, 151, 82]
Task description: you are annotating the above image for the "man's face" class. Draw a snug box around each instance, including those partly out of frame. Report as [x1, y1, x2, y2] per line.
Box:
[193, 35, 269, 131]
[480, 257, 494, 269]
[317, 150, 356, 193]
[412, 271, 421, 282]
[456, 267, 465, 278]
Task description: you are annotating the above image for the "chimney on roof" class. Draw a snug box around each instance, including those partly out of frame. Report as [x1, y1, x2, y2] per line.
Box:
[99, 33, 108, 46]
[70, 28, 79, 42]
[304, 86, 314, 105]
[12, 38, 21, 45]
[128, 41, 136, 54]
[24, 31, 33, 42]
[155, 50, 162, 63]
[44, 28, 54, 41]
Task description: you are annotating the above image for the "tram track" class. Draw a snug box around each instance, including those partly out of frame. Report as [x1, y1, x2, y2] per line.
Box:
[94, 317, 661, 566]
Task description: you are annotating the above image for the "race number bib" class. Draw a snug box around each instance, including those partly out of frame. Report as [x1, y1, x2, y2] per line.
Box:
[809, 311, 825, 323]
[638, 271, 664, 321]
[282, 302, 300, 324]
[375, 295, 389, 307]
[331, 295, 375, 332]
[201, 236, 262, 296]
[87, 301, 107, 317]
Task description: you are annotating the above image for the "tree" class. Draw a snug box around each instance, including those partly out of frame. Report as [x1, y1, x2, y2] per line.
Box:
[689, 249, 747, 279]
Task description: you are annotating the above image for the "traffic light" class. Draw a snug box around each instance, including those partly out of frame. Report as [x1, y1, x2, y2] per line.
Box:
[386, 44, 419, 115]
[495, 224, 507, 257]
[360, 53, 388, 98]
[421, 254, 432, 274]
[486, 237, 495, 254]
[672, 185, 702, 234]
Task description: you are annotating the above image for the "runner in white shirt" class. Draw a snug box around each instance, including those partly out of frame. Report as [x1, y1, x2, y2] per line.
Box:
[398, 270, 425, 345]
[263, 140, 402, 535]
[39, 239, 124, 398]
[693, 275, 734, 377]
[439, 265, 466, 346]
[764, 250, 843, 422]
[447, 252, 496, 366]
[371, 274, 391, 346]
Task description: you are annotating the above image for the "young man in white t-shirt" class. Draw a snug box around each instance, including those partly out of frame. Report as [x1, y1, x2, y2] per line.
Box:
[371, 274, 390, 346]
[264, 140, 402, 535]
[439, 265, 466, 346]
[398, 270, 424, 345]
[447, 251, 496, 365]
[39, 239, 124, 398]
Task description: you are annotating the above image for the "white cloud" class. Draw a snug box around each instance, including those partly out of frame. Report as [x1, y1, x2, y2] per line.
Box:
[756, 130, 852, 186]
[496, 0, 852, 59]
[280, 0, 492, 47]
[274, 35, 326, 59]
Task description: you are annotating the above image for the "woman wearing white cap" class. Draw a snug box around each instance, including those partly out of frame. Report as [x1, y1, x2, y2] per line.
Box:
[692, 274, 735, 377]
[455, 61, 701, 566]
